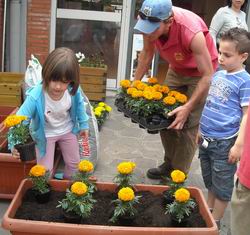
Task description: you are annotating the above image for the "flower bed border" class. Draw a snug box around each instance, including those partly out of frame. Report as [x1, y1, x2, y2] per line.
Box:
[2, 179, 218, 235]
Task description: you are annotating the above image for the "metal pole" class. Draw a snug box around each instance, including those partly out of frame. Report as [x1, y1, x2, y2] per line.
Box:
[1, 0, 7, 71]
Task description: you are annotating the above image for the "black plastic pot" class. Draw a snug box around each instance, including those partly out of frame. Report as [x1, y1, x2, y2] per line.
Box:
[15, 141, 36, 162]
[33, 189, 51, 204]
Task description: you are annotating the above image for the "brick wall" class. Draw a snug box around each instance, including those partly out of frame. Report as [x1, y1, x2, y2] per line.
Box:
[0, 0, 4, 69]
[27, 0, 51, 65]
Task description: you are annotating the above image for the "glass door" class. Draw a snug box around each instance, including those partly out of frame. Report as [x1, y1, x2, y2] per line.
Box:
[51, 0, 130, 89]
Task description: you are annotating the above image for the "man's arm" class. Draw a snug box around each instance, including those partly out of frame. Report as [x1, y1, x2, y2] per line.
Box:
[134, 35, 155, 81]
[168, 31, 214, 129]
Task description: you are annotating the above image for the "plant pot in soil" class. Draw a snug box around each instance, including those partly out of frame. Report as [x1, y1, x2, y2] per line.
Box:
[162, 190, 175, 205]
[15, 141, 36, 162]
[2, 179, 219, 235]
[32, 189, 51, 204]
[62, 210, 82, 224]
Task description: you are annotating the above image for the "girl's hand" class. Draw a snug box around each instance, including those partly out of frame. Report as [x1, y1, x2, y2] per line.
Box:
[12, 148, 21, 160]
[79, 130, 89, 138]
[228, 144, 242, 164]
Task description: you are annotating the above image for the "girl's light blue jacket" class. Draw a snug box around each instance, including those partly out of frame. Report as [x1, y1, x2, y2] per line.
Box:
[15, 83, 89, 157]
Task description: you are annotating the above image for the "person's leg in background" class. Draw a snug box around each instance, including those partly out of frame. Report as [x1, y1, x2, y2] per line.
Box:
[58, 132, 80, 179]
[231, 180, 250, 235]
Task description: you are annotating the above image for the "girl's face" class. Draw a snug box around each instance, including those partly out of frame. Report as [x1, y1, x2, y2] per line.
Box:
[218, 40, 247, 73]
[47, 80, 70, 100]
[232, 0, 245, 9]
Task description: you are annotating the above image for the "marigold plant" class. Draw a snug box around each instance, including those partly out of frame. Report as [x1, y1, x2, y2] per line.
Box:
[73, 160, 95, 191]
[163, 170, 187, 202]
[4, 115, 31, 148]
[113, 161, 136, 188]
[165, 188, 196, 223]
[28, 164, 50, 194]
[92, 101, 112, 128]
[57, 181, 96, 218]
[110, 187, 141, 223]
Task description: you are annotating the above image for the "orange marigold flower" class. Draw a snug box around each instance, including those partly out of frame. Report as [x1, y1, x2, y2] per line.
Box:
[174, 188, 190, 203]
[163, 96, 176, 105]
[148, 77, 158, 84]
[29, 164, 46, 177]
[171, 170, 186, 183]
[152, 91, 163, 100]
[168, 90, 180, 97]
[153, 84, 161, 91]
[143, 91, 154, 100]
[127, 87, 137, 95]
[132, 80, 142, 87]
[137, 83, 147, 91]
[158, 85, 170, 94]
[132, 90, 143, 98]
[175, 93, 187, 104]
[120, 80, 131, 88]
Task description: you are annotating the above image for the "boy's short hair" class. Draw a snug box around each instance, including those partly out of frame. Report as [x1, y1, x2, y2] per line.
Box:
[220, 27, 250, 54]
[42, 47, 80, 95]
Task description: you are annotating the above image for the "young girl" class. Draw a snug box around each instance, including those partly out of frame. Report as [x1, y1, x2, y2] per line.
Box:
[12, 47, 89, 179]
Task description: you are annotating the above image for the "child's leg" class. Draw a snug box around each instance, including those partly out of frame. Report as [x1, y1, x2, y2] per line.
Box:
[57, 132, 80, 179]
[36, 136, 57, 177]
[199, 145, 214, 209]
[212, 198, 228, 220]
[210, 138, 237, 220]
[207, 190, 216, 209]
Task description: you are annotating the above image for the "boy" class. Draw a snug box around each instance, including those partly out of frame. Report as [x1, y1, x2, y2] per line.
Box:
[198, 27, 250, 230]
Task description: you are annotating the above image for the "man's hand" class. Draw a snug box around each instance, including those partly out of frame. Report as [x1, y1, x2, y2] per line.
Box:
[167, 105, 190, 130]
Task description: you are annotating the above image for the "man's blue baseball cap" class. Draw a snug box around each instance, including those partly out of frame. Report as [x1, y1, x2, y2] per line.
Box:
[134, 0, 173, 34]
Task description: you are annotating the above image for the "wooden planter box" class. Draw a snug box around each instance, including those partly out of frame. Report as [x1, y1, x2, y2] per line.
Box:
[79, 66, 107, 101]
[2, 180, 218, 235]
[0, 73, 24, 107]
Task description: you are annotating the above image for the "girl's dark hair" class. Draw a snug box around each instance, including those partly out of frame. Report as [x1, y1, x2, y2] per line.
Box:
[220, 27, 250, 54]
[42, 47, 79, 95]
[227, 0, 248, 11]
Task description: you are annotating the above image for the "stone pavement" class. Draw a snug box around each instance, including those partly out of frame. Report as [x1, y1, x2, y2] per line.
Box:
[0, 94, 231, 235]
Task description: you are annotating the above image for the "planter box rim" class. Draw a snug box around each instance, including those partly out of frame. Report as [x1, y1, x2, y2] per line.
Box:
[2, 179, 218, 235]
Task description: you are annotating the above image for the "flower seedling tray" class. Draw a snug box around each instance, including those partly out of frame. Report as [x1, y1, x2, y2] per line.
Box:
[115, 98, 173, 134]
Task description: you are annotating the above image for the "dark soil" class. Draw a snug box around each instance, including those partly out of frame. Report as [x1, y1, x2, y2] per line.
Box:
[15, 189, 206, 227]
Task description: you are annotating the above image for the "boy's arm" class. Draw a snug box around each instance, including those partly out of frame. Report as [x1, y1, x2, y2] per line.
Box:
[228, 106, 248, 164]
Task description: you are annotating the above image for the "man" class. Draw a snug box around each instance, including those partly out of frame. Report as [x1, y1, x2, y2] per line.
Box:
[134, 0, 218, 179]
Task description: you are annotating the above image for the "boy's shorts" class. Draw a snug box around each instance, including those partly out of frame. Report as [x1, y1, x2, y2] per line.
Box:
[199, 136, 237, 201]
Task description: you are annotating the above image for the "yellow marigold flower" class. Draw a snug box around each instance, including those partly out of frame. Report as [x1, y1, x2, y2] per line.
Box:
[148, 77, 158, 84]
[171, 170, 186, 183]
[143, 91, 154, 100]
[131, 90, 143, 98]
[94, 110, 101, 117]
[71, 182, 88, 196]
[137, 83, 147, 91]
[29, 164, 46, 177]
[95, 106, 105, 112]
[144, 86, 155, 92]
[158, 85, 169, 94]
[117, 161, 136, 174]
[168, 90, 180, 97]
[175, 93, 187, 104]
[153, 84, 161, 91]
[98, 102, 105, 107]
[152, 91, 163, 100]
[174, 188, 190, 203]
[127, 87, 137, 95]
[132, 80, 142, 88]
[78, 160, 94, 173]
[120, 80, 131, 88]
[163, 96, 176, 105]
[4, 115, 28, 128]
[118, 187, 135, 202]
[105, 105, 112, 112]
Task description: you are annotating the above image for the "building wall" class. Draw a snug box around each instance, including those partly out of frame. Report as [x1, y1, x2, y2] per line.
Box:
[27, 0, 51, 65]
